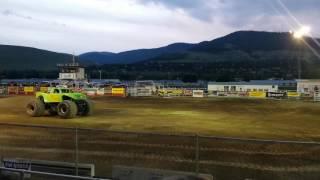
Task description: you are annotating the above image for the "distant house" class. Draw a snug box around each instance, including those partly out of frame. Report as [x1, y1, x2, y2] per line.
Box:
[208, 81, 278, 92]
[296, 79, 320, 95]
[208, 80, 298, 93]
[250, 80, 297, 91]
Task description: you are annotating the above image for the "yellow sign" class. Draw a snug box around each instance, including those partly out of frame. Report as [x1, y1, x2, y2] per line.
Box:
[249, 91, 266, 98]
[288, 92, 300, 97]
[24, 86, 34, 93]
[112, 88, 125, 95]
[40, 87, 48, 92]
[158, 89, 183, 96]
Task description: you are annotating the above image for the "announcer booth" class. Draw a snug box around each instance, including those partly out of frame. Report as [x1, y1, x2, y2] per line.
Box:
[57, 56, 85, 81]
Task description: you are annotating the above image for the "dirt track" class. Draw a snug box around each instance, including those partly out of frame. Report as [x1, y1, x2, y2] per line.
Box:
[0, 124, 320, 180]
[1, 96, 320, 179]
[1, 96, 320, 140]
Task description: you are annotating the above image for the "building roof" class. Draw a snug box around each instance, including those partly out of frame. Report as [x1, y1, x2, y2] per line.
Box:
[296, 79, 320, 82]
[208, 80, 295, 86]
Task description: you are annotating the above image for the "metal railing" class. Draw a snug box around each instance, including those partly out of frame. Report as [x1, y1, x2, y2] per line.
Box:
[0, 122, 320, 180]
[0, 167, 109, 180]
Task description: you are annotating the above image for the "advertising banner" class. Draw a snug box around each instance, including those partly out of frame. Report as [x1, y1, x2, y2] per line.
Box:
[287, 92, 300, 97]
[183, 89, 193, 96]
[24, 86, 34, 93]
[40, 87, 49, 92]
[96, 88, 105, 96]
[112, 87, 126, 97]
[193, 90, 204, 97]
[84, 88, 97, 96]
[266, 92, 287, 98]
[248, 91, 266, 98]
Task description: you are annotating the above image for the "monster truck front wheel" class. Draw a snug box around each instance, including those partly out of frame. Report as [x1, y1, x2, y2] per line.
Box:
[26, 99, 45, 117]
[77, 99, 93, 116]
[57, 100, 78, 119]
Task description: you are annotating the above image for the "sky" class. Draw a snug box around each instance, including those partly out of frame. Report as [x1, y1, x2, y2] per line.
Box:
[0, 0, 320, 54]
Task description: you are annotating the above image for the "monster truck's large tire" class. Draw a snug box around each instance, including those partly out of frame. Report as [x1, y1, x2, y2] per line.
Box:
[26, 99, 45, 117]
[78, 99, 93, 116]
[57, 100, 78, 119]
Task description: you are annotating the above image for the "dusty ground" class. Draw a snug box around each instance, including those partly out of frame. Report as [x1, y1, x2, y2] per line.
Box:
[0, 96, 320, 140]
[1, 96, 320, 179]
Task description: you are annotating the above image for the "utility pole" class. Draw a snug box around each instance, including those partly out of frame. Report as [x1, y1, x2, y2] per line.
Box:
[298, 48, 302, 79]
[98, 70, 102, 80]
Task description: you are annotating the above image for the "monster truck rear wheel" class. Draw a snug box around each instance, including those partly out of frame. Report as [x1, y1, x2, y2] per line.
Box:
[26, 99, 45, 117]
[77, 99, 93, 116]
[57, 100, 78, 119]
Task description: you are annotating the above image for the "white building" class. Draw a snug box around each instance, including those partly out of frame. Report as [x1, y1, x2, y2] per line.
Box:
[57, 57, 85, 81]
[296, 79, 320, 95]
[208, 81, 278, 92]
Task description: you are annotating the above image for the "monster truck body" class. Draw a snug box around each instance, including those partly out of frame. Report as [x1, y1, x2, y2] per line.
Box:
[26, 88, 93, 119]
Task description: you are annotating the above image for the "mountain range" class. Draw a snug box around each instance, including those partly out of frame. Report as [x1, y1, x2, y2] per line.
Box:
[0, 31, 320, 80]
[79, 43, 195, 64]
[79, 31, 320, 65]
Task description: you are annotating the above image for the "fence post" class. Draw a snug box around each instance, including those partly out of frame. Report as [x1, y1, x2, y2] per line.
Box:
[75, 127, 79, 176]
[195, 134, 199, 176]
[19, 171, 24, 180]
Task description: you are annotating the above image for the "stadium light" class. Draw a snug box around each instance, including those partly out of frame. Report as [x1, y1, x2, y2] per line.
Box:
[291, 25, 311, 39]
[290, 25, 311, 80]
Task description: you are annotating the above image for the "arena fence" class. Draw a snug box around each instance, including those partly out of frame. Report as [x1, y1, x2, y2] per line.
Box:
[0, 167, 109, 180]
[0, 123, 320, 180]
[0, 85, 314, 100]
[0, 85, 7, 96]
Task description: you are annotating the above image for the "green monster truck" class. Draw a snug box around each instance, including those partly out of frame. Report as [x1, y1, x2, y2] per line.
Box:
[26, 87, 93, 119]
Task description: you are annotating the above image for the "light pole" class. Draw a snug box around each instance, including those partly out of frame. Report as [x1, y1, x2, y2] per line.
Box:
[98, 70, 102, 80]
[290, 25, 311, 79]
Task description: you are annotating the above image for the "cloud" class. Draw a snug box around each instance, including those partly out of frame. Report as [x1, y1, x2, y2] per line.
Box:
[0, 0, 319, 54]
[2, 9, 32, 20]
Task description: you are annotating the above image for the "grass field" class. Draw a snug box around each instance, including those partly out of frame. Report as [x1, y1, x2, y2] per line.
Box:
[0, 95, 320, 141]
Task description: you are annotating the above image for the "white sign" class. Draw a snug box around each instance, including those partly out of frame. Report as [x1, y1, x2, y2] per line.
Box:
[2, 158, 31, 178]
[112, 165, 213, 180]
[59, 73, 76, 80]
[193, 90, 204, 98]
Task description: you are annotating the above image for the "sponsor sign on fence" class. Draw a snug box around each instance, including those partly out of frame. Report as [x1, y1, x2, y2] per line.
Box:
[193, 90, 204, 98]
[2, 158, 31, 178]
[96, 88, 105, 96]
[159, 88, 184, 96]
[40, 87, 49, 93]
[183, 89, 193, 96]
[23, 87, 34, 93]
[112, 88, 126, 97]
[266, 92, 287, 98]
[287, 92, 300, 97]
[248, 91, 266, 98]
[84, 88, 97, 96]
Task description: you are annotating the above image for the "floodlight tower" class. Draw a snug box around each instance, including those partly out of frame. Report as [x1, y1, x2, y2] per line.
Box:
[290, 26, 311, 79]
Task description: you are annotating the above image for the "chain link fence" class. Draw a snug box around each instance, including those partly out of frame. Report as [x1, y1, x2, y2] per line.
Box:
[0, 123, 320, 180]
